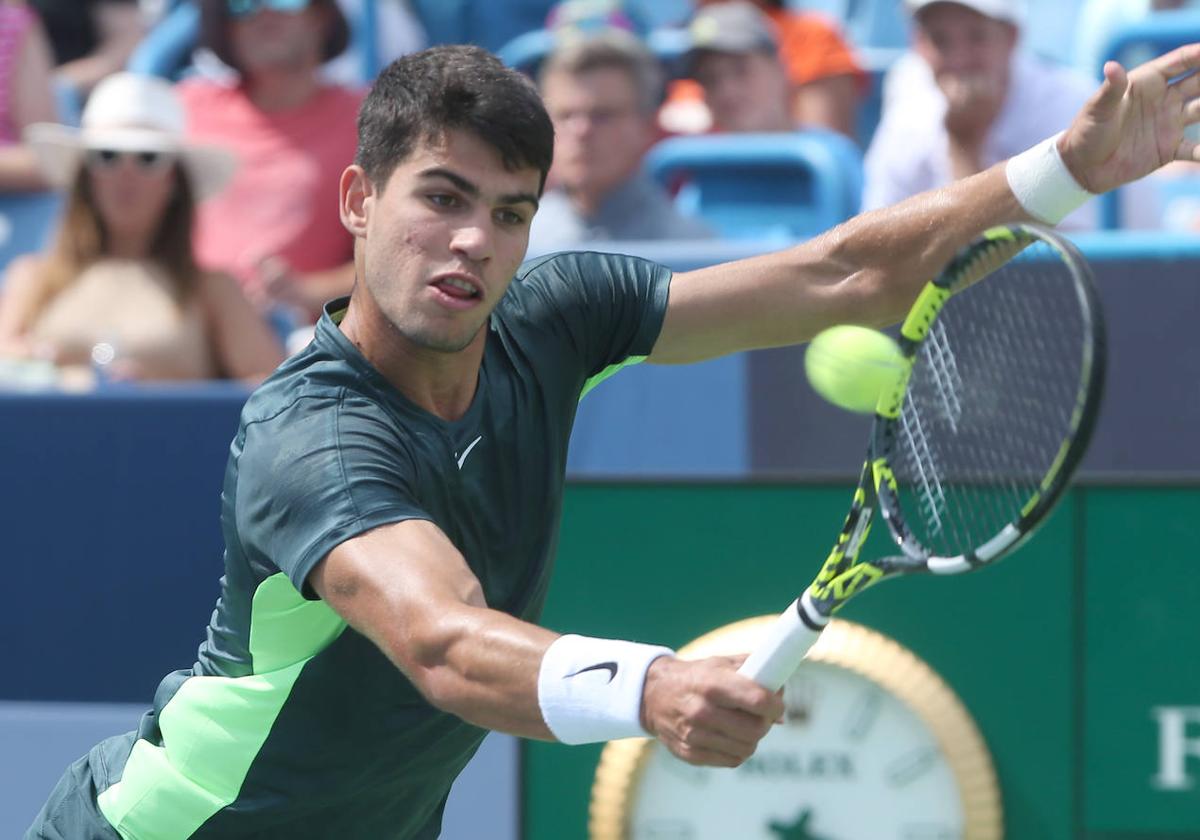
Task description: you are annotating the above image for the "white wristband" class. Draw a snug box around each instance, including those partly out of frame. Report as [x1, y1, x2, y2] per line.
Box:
[1005, 132, 1095, 225]
[537, 634, 674, 744]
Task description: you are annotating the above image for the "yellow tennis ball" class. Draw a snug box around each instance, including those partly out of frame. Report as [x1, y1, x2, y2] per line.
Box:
[804, 325, 906, 414]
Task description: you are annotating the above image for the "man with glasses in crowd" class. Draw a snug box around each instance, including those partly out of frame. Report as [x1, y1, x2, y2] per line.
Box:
[528, 29, 713, 253]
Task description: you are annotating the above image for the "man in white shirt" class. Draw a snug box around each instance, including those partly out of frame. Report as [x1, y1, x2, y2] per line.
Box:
[863, 0, 1097, 229]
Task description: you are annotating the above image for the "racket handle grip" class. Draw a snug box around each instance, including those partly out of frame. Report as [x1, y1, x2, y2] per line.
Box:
[737, 593, 826, 691]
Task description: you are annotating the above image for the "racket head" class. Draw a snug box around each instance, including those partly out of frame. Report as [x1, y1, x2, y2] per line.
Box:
[871, 223, 1106, 572]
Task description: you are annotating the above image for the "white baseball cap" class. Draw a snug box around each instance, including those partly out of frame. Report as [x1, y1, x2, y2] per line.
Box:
[904, 0, 1027, 26]
[24, 72, 237, 201]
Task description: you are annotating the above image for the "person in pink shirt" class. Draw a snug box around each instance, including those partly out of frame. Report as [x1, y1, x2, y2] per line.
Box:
[0, 0, 56, 191]
[179, 0, 363, 324]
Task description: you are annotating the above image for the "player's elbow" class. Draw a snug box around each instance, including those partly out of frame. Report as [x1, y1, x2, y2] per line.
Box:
[392, 607, 482, 714]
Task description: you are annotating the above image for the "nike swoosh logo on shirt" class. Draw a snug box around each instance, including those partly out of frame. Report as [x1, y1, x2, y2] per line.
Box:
[565, 661, 619, 683]
[456, 435, 483, 470]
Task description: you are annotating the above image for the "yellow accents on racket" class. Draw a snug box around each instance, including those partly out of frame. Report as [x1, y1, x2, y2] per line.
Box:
[873, 459, 898, 495]
[805, 326, 909, 414]
[901, 284, 951, 343]
[812, 563, 885, 603]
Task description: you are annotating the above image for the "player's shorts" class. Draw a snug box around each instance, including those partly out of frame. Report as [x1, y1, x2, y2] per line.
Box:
[24, 732, 135, 840]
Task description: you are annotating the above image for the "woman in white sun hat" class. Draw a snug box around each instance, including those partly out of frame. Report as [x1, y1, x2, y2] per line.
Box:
[0, 71, 284, 384]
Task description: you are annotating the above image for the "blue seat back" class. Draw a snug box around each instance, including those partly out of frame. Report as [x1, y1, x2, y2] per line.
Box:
[643, 130, 863, 240]
[126, 1, 200, 80]
[410, 0, 557, 52]
[0, 192, 63, 278]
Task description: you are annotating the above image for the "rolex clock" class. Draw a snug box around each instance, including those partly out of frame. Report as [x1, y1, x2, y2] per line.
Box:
[590, 618, 1002, 840]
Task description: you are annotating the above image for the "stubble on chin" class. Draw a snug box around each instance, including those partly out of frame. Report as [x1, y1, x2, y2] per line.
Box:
[385, 313, 486, 355]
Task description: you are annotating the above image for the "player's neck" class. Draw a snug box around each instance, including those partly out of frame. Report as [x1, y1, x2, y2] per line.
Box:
[340, 304, 485, 422]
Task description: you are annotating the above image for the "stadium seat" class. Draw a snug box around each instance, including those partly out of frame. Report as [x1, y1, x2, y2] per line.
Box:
[0, 192, 63, 278]
[643, 130, 863, 240]
[410, 0, 558, 53]
[497, 24, 690, 76]
[1092, 10, 1200, 229]
[126, 0, 199, 80]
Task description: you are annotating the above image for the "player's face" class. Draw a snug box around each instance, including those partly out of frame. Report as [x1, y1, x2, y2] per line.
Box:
[354, 130, 541, 353]
[914, 3, 1016, 90]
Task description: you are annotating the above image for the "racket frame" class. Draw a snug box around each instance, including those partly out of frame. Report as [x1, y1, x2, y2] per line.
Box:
[739, 223, 1106, 690]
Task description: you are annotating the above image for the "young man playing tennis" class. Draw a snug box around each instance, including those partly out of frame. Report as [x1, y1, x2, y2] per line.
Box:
[28, 42, 1200, 839]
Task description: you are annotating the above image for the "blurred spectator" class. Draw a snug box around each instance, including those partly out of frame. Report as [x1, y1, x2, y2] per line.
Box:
[684, 1, 794, 133]
[863, 0, 1097, 230]
[662, 0, 864, 137]
[182, 0, 362, 324]
[194, 0, 428, 86]
[529, 30, 713, 252]
[30, 0, 145, 102]
[0, 0, 56, 191]
[0, 72, 283, 385]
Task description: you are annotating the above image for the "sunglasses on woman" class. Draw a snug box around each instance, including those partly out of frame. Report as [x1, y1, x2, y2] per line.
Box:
[86, 149, 177, 172]
[226, 0, 311, 18]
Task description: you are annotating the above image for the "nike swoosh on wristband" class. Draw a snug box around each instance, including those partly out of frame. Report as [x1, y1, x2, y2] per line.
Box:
[455, 435, 483, 470]
[565, 661, 619, 683]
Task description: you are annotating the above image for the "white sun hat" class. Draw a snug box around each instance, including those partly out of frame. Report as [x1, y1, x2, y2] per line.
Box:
[904, 0, 1027, 27]
[24, 72, 237, 201]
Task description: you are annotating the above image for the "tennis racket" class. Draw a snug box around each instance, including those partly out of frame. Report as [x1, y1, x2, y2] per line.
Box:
[739, 222, 1106, 691]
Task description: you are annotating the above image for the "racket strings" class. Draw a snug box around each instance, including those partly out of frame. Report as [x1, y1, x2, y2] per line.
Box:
[891, 239, 1091, 557]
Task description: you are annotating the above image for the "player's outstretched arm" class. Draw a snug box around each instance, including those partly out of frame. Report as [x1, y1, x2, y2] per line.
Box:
[309, 519, 782, 764]
[648, 43, 1200, 366]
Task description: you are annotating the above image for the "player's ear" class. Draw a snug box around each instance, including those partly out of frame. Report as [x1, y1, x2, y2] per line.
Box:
[340, 164, 374, 237]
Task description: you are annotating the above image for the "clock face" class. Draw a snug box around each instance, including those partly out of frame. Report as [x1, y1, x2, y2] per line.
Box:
[590, 619, 1001, 840]
[627, 661, 963, 840]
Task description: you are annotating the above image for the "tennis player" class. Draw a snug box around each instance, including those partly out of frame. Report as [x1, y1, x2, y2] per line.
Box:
[28, 42, 1200, 839]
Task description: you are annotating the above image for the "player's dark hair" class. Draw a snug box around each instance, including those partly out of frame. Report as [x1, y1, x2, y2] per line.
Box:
[356, 45, 555, 194]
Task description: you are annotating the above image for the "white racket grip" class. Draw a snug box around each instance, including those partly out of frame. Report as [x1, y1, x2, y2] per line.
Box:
[737, 592, 827, 691]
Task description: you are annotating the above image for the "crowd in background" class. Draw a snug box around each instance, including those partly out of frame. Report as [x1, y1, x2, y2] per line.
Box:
[0, 0, 1197, 387]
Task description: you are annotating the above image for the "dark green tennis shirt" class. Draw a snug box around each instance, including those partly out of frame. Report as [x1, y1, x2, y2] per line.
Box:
[92, 251, 672, 839]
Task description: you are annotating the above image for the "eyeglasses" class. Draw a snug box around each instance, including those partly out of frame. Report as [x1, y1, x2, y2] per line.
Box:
[86, 148, 177, 172]
[226, 0, 310, 18]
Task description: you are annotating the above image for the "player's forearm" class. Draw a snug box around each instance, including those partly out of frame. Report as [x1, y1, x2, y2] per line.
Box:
[807, 162, 1032, 329]
[388, 606, 677, 745]
[656, 163, 1029, 363]
[397, 604, 560, 739]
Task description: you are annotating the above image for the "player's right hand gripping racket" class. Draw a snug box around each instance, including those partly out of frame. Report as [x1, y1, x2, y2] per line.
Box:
[739, 222, 1106, 691]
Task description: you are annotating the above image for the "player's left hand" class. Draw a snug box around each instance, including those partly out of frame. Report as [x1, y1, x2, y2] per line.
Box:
[1061, 43, 1200, 194]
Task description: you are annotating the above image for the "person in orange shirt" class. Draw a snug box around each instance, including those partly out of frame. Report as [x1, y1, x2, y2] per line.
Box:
[662, 0, 864, 138]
